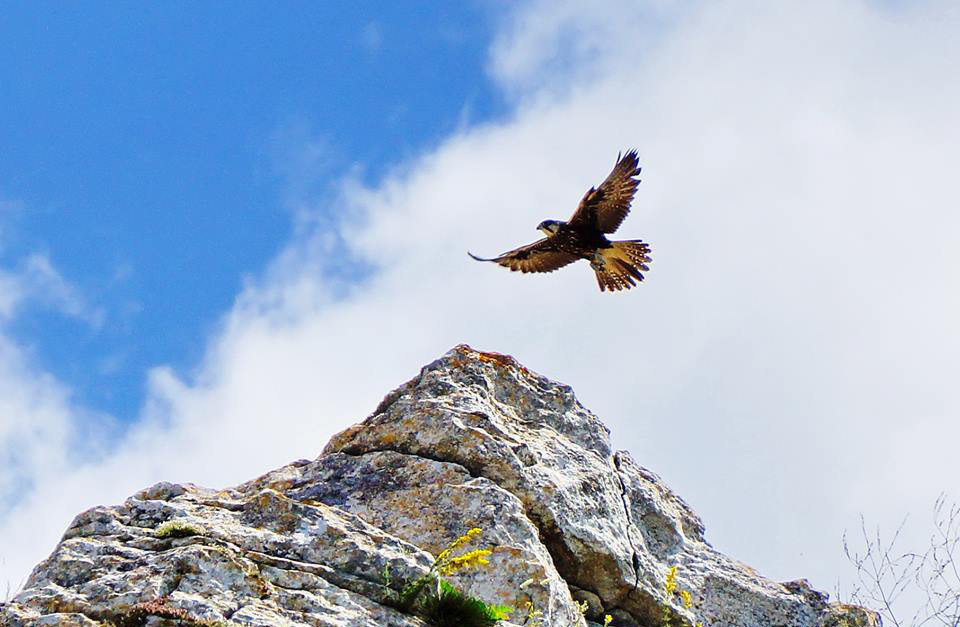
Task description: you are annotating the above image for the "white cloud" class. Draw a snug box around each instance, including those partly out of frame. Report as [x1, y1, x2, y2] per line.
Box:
[2, 2, 960, 618]
[489, 0, 681, 99]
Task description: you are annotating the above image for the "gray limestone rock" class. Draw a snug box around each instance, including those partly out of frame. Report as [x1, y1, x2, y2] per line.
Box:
[1, 345, 877, 627]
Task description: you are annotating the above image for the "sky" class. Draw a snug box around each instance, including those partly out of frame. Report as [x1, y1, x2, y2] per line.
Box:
[1, 0, 958, 617]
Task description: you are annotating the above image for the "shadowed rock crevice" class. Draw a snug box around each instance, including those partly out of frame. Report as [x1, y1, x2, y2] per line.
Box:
[2, 345, 879, 627]
[612, 454, 643, 591]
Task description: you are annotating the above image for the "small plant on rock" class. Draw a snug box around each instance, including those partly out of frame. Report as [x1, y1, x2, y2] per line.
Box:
[155, 520, 205, 539]
[516, 599, 544, 626]
[388, 527, 513, 626]
[662, 566, 702, 627]
[421, 578, 513, 627]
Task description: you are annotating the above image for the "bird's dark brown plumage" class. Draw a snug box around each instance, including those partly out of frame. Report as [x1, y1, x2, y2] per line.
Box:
[467, 242, 578, 273]
[469, 150, 651, 292]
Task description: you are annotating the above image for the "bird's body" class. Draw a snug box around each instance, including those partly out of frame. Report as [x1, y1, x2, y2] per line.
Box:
[468, 150, 652, 291]
[535, 220, 611, 259]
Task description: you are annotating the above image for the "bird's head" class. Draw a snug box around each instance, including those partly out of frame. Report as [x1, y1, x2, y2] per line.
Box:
[537, 220, 562, 236]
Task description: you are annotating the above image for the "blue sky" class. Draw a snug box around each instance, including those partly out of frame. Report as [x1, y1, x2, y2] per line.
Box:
[2, 1, 959, 617]
[0, 2, 503, 419]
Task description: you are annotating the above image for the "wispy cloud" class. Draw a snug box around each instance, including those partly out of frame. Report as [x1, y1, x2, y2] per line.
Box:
[0, 253, 105, 328]
[0, 249, 111, 544]
[1, 3, 958, 617]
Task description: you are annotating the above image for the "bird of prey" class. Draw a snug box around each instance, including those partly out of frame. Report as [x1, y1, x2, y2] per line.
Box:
[468, 150, 652, 291]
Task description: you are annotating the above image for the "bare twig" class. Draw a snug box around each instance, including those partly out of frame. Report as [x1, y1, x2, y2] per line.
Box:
[842, 495, 960, 627]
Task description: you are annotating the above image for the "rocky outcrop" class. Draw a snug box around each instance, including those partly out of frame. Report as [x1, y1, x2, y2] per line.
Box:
[1, 345, 878, 626]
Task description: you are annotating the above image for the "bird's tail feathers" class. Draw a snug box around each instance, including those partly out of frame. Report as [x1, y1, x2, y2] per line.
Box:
[611, 240, 652, 269]
[593, 240, 652, 292]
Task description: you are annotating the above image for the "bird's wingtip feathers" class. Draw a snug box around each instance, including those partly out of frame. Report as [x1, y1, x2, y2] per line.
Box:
[468, 251, 495, 262]
[617, 148, 641, 174]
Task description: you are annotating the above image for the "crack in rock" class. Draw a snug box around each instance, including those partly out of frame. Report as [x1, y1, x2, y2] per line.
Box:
[613, 453, 643, 593]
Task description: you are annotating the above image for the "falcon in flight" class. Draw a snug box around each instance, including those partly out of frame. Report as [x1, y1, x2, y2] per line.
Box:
[469, 150, 651, 291]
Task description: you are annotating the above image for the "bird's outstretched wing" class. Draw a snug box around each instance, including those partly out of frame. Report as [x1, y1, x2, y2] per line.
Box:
[468, 238, 579, 273]
[568, 150, 641, 234]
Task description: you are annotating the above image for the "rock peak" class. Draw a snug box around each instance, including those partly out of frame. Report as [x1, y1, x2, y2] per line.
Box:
[2, 345, 877, 627]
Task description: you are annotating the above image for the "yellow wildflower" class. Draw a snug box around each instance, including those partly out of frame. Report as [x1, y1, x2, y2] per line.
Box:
[436, 527, 483, 562]
[438, 549, 492, 575]
[665, 566, 678, 596]
[603, 614, 613, 626]
[681, 589, 692, 609]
